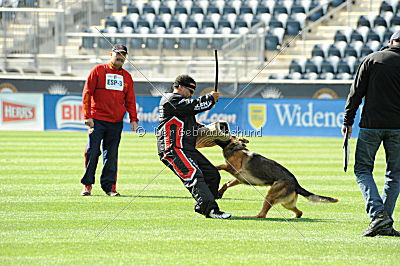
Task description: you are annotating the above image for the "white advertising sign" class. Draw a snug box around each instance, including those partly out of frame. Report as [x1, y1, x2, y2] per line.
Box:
[0, 93, 44, 130]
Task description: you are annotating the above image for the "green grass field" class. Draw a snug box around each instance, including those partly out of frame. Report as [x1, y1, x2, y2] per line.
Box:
[0, 131, 399, 265]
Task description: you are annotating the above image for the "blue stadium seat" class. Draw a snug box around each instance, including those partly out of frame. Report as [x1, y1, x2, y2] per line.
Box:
[234, 20, 247, 29]
[143, 6, 156, 15]
[328, 44, 341, 58]
[137, 20, 151, 28]
[330, 0, 345, 8]
[240, 5, 253, 15]
[360, 45, 373, 57]
[304, 59, 318, 73]
[127, 6, 140, 14]
[291, 4, 306, 14]
[289, 60, 303, 73]
[350, 30, 364, 42]
[121, 19, 134, 29]
[344, 45, 358, 58]
[334, 30, 348, 43]
[391, 15, 400, 26]
[320, 59, 335, 74]
[273, 3, 288, 15]
[265, 35, 280, 50]
[286, 19, 301, 35]
[312, 45, 326, 58]
[105, 18, 118, 28]
[218, 20, 231, 29]
[357, 15, 371, 28]
[383, 28, 394, 42]
[202, 20, 215, 29]
[367, 29, 381, 42]
[373, 15, 388, 27]
[380, 1, 394, 13]
[269, 18, 284, 28]
[223, 6, 237, 15]
[337, 59, 351, 74]
[186, 20, 199, 29]
[159, 7, 172, 15]
[308, 2, 324, 21]
[169, 20, 183, 29]
[256, 6, 270, 15]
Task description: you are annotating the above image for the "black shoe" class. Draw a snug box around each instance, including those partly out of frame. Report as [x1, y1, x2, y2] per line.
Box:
[81, 185, 92, 196]
[376, 227, 400, 237]
[362, 211, 393, 237]
[207, 209, 232, 219]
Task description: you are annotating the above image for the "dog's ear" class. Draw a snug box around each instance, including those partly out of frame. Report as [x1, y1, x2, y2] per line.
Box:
[239, 138, 249, 143]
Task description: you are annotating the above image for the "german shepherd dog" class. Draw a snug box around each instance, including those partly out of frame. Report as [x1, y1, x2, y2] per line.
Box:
[215, 137, 338, 218]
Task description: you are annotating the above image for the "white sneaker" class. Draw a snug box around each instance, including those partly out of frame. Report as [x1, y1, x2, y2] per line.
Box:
[208, 209, 232, 219]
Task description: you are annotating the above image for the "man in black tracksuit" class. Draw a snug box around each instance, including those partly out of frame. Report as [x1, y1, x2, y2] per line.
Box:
[342, 30, 400, 237]
[157, 74, 231, 219]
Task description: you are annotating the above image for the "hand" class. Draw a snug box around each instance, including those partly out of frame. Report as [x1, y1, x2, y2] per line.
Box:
[341, 125, 352, 138]
[130, 121, 139, 131]
[84, 118, 94, 127]
[210, 91, 219, 102]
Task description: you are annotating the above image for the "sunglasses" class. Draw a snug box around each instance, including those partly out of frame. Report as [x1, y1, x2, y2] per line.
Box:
[183, 85, 195, 94]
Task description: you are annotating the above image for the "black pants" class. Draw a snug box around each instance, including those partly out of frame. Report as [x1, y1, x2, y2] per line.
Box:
[160, 147, 221, 216]
[81, 119, 123, 193]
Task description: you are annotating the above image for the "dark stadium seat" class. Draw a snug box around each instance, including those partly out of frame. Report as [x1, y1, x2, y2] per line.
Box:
[383, 28, 394, 42]
[234, 20, 247, 29]
[312, 45, 326, 58]
[223, 6, 237, 15]
[105, 18, 118, 28]
[344, 45, 358, 58]
[137, 20, 151, 28]
[169, 20, 183, 29]
[127, 6, 140, 15]
[367, 29, 381, 42]
[334, 30, 348, 43]
[357, 16, 371, 28]
[289, 60, 303, 73]
[337, 59, 351, 74]
[308, 2, 324, 21]
[322, 57, 339, 73]
[186, 20, 199, 29]
[360, 45, 373, 57]
[202, 20, 215, 29]
[142, 6, 156, 15]
[350, 30, 364, 43]
[380, 1, 394, 13]
[391, 15, 400, 26]
[218, 20, 231, 29]
[304, 59, 318, 73]
[153, 20, 166, 28]
[330, 0, 345, 8]
[328, 45, 341, 58]
[373, 15, 388, 27]
[159, 7, 172, 15]
[273, 3, 288, 15]
[256, 6, 270, 15]
[286, 20, 301, 35]
[121, 19, 134, 29]
[239, 5, 253, 15]
[269, 18, 284, 29]
[291, 4, 306, 14]
[265, 35, 280, 50]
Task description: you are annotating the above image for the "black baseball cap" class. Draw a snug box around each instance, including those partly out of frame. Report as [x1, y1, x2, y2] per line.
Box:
[390, 30, 400, 42]
[112, 44, 128, 54]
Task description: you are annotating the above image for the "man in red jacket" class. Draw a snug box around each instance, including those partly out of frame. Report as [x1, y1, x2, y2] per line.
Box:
[81, 44, 139, 196]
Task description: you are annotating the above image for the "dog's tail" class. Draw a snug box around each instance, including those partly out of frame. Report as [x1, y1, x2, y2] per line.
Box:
[296, 184, 338, 203]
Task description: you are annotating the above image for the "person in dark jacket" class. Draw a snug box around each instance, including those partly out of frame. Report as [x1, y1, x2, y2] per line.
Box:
[157, 74, 231, 219]
[342, 30, 400, 237]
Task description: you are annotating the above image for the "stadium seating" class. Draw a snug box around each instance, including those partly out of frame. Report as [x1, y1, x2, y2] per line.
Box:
[81, 0, 341, 55]
[275, 0, 400, 80]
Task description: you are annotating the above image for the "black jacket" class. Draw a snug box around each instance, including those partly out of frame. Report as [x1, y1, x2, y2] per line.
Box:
[157, 93, 215, 154]
[344, 46, 400, 129]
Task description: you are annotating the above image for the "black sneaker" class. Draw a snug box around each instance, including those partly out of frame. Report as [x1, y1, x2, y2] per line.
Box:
[207, 209, 232, 219]
[362, 211, 393, 237]
[81, 185, 92, 196]
[376, 227, 400, 237]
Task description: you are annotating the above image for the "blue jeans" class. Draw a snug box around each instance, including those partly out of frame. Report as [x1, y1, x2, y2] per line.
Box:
[354, 129, 400, 220]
